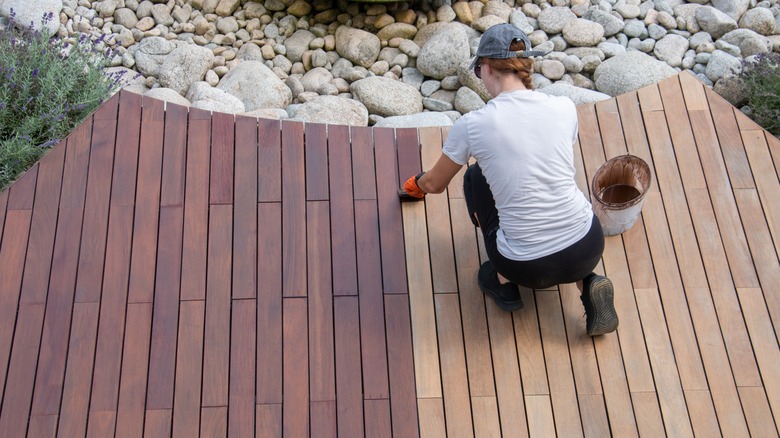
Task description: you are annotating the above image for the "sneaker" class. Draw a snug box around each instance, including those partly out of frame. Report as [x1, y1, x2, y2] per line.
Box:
[580, 274, 619, 336]
[478, 261, 523, 312]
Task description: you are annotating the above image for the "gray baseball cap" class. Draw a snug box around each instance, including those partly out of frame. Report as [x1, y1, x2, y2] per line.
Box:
[469, 23, 545, 70]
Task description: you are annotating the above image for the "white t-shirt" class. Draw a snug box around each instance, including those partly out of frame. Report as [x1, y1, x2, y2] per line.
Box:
[442, 89, 593, 261]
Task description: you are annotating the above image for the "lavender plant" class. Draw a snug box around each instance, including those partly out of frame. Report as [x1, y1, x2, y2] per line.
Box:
[739, 52, 780, 137]
[0, 10, 124, 190]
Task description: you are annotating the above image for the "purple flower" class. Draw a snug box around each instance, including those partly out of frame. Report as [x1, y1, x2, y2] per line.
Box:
[32, 68, 38, 78]
[0, 102, 6, 110]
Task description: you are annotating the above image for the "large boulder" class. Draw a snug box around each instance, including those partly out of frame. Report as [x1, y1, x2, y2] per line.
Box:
[144, 88, 191, 107]
[417, 23, 471, 79]
[653, 34, 690, 68]
[133, 37, 176, 78]
[537, 6, 577, 34]
[158, 44, 214, 96]
[738, 8, 776, 36]
[705, 50, 743, 82]
[217, 61, 292, 111]
[720, 28, 773, 57]
[0, 0, 62, 34]
[373, 112, 454, 128]
[711, 0, 750, 21]
[562, 18, 604, 47]
[187, 82, 246, 114]
[350, 77, 423, 117]
[289, 96, 369, 126]
[593, 51, 677, 96]
[284, 29, 316, 63]
[335, 26, 381, 69]
[695, 6, 738, 40]
[537, 82, 611, 105]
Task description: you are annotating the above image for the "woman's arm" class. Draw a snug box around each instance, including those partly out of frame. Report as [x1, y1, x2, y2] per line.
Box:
[417, 153, 463, 194]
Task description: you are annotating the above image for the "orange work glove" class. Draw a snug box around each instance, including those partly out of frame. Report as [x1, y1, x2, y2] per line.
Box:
[401, 172, 426, 199]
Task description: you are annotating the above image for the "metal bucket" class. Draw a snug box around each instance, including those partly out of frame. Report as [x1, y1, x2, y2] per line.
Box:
[591, 155, 652, 236]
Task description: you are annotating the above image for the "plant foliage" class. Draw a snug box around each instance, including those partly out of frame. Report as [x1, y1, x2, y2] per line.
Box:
[0, 10, 124, 190]
[739, 52, 780, 137]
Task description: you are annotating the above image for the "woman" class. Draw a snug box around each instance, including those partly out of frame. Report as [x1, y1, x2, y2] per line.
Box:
[401, 23, 618, 336]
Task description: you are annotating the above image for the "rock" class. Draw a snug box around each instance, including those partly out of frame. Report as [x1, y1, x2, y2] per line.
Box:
[151, 3, 173, 26]
[713, 74, 749, 107]
[217, 60, 293, 111]
[287, 0, 311, 17]
[711, 0, 750, 21]
[241, 108, 289, 119]
[335, 26, 381, 69]
[738, 7, 776, 36]
[350, 76, 423, 117]
[136, 16, 155, 31]
[695, 6, 738, 40]
[188, 82, 246, 114]
[593, 51, 677, 96]
[483, 1, 513, 21]
[216, 16, 238, 34]
[283, 29, 315, 64]
[159, 44, 214, 95]
[96, 0, 119, 18]
[144, 87, 192, 106]
[720, 28, 773, 57]
[538, 6, 577, 34]
[215, 0, 239, 17]
[1, 0, 62, 34]
[417, 23, 471, 79]
[653, 34, 689, 67]
[562, 18, 604, 47]
[290, 96, 369, 126]
[373, 112, 454, 127]
[453, 87, 485, 114]
[538, 82, 611, 104]
[583, 9, 624, 37]
[300, 67, 334, 93]
[423, 97, 453, 112]
[114, 8, 139, 29]
[376, 23, 418, 41]
[673, 4, 703, 33]
[705, 49, 743, 81]
[133, 36, 176, 78]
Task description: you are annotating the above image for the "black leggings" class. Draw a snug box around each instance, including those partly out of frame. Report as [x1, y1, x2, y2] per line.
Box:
[464, 163, 604, 290]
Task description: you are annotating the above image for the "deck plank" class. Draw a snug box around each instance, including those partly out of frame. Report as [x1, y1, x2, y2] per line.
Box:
[355, 200, 390, 399]
[172, 300, 205, 438]
[307, 200, 335, 402]
[159, 102, 187, 207]
[374, 128, 408, 294]
[742, 130, 780, 256]
[116, 302, 152, 438]
[203, 204, 232, 407]
[19, 139, 65, 305]
[334, 297, 364, 437]
[328, 124, 357, 296]
[257, 203, 283, 405]
[229, 299, 257, 437]
[282, 298, 309, 437]
[484, 300, 528, 438]
[305, 123, 329, 201]
[146, 205, 184, 411]
[449, 197, 495, 397]
[282, 121, 306, 297]
[128, 96, 164, 304]
[233, 116, 258, 299]
[210, 112, 234, 204]
[180, 108, 211, 301]
[421, 127, 457, 293]
[351, 126, 376, 200]
[385, 294, 420, 437]
[258, 118, 282, 202]
[435, 293, 474, 437]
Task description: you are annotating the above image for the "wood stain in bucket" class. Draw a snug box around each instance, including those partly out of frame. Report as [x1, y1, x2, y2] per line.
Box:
[598, 184, 641, 204]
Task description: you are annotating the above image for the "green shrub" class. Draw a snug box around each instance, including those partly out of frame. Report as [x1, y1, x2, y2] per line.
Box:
[739, 52, 780, 137]
[0, 10, 124, 190]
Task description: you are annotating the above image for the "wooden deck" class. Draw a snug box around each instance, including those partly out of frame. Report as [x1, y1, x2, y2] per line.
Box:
[0, 71, 778, 437]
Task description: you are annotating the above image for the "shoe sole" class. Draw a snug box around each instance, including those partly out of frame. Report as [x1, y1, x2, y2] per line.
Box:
[478, 283, 524, 312]
[587, 277, 619, 336]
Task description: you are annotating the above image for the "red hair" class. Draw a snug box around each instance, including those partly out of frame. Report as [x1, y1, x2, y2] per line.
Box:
[481, 40, 534, 89]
